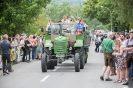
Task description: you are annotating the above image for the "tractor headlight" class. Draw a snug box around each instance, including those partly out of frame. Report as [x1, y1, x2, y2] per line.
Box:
[49, 47, 51, 50]
[46, 43, 50, 46]
[69, 47, 72, 50]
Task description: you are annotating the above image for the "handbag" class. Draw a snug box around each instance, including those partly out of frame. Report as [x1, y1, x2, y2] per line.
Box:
[100, 40, 112, 53]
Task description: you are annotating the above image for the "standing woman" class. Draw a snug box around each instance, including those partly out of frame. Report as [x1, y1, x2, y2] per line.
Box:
[119, 33, 126, 78]
[31, 35, 37, 60]
[112, 40, 126, 83]
[8, 37, 15, 72]
[13, 34, 20, 63]
[36, 37, 43, 60]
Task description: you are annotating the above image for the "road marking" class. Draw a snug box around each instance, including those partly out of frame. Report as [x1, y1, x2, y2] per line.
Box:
[123, 86, 129, 88]
[60, 73, 64, 76]
[53, 67, 59, 71]
[40, 75, 50, 82]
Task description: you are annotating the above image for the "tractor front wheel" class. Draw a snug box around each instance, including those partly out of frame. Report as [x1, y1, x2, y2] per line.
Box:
[74, 53, 80, 72]
[41, 53, 47, 72]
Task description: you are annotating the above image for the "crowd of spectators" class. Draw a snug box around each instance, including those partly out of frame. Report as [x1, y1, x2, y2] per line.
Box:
[99, 31, 133, 85]
[0, 34, 44, 75]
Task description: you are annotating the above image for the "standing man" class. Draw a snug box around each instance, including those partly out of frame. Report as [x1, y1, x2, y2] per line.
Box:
[115, 32, 120, 40]
[95, 35, 100, 52]
[0, 34, 11, 75]
[24, 37, 31, 62]
[122, 31, 133, 85]
[120, 32, 126, 44]
[100, 32, 115, 81]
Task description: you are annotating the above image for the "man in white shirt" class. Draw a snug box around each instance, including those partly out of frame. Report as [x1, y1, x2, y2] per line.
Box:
[61, 15, 70, 23]
[119, 32, 126, 45]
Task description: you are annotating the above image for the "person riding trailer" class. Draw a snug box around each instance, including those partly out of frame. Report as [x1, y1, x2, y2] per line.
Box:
[76, 20, 85, 35]
[62, 24, 75, 35]
[46, 20, 61, 35]
[46, 20, 55, 34]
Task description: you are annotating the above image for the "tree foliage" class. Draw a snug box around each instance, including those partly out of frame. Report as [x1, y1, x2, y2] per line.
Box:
[83, 0, 133, 32]
[45, 1, 77, 22]
[44, 1, 106, 32]
[53, 0, 86, 5]
[0, 0, 51, 36]
[112, 0, 133, 28]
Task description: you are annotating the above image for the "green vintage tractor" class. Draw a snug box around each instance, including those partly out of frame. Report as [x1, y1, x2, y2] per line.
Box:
[41, 23, 90, 72]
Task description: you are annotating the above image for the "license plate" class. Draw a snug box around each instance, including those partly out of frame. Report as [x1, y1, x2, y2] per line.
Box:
[56, 55, 65, 57]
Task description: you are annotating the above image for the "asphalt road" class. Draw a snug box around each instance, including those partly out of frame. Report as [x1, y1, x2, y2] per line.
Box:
[0, 44, 133, 88]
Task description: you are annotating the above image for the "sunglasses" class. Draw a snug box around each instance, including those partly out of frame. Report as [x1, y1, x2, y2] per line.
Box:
[120, 36, 124, 37]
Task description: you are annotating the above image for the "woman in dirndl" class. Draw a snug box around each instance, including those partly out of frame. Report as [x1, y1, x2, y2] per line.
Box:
[112, 39, 126, 83]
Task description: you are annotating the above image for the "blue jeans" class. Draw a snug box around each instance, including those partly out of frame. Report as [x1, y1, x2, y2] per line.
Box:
[130, 62, 133, 78]
[32, 47, 36, 60]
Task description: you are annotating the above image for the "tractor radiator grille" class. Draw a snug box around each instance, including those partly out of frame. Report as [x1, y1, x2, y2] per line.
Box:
[54, 41, 66, 54]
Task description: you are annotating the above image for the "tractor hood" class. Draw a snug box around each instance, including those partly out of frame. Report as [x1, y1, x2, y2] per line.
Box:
[55, 36, 68, 41]
[54, 36, 68, 54]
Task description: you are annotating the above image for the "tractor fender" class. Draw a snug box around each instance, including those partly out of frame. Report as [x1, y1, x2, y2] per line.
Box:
[44, 40, 53, 48]
[74, 40, 83, 47]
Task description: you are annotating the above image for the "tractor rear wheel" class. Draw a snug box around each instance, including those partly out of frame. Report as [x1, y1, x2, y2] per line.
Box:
[47, 61, 55, 69]
[54, 60, 57, 66]
[85, 49, 88, 64]
[80, 58, 85, 69]
[85, 58, 87, 63]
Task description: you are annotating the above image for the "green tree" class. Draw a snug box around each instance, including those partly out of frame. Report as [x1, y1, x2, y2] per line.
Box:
[0, 0, 51, 36]
[45, 1, 74, 22]
[44, 1, 106, 32]
[82, 0, 131, 32]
